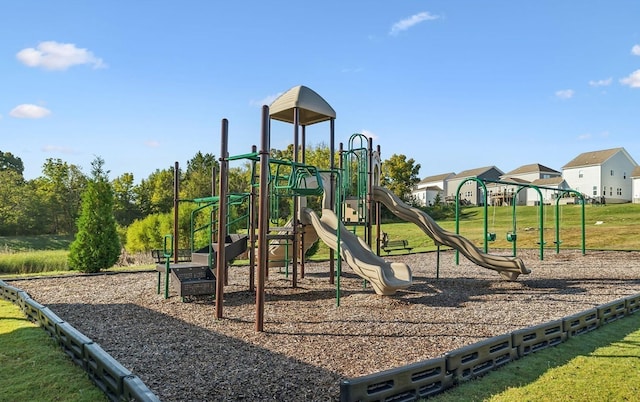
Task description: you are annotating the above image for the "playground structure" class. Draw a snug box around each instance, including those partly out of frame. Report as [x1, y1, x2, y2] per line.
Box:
[158, 85, 535, 331]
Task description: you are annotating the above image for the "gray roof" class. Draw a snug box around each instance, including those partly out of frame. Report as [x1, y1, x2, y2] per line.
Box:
[497, 177, 531, 184]
[417, 172, 455, 185]
[269, 85, 336, 125]
[451, 166, 502, 179]
[562, 147, 625, 169]
[632, 166, 640, 178]
[531, 177, 566, 186]
[504, 163, 560, 176]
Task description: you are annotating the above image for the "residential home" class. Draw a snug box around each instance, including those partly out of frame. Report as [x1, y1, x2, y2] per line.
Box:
[562, 147, 637, 204]
[631, 166, 640, 203]
[488, 164, 566, 206]
[530, 176, 572, 205]
[446, 166, 503, 206]
[411, 172, 455, 206]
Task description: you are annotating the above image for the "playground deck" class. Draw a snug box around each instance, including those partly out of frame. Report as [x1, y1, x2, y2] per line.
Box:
[9, 249, 640, 401]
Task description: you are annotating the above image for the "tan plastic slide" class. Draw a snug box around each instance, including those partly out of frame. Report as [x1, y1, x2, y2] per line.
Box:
[372, 186, 530, 280]
[300, 207, 412, 296]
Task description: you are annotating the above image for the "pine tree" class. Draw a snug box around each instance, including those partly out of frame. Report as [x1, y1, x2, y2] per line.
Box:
[68, 157, 120, 273]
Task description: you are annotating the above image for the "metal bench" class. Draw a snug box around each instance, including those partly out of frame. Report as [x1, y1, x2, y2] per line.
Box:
[382, 239, 413, 255]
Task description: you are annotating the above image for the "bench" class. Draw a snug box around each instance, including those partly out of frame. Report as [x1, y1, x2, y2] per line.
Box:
[382, 239, 413, 255]
[151, 249, 192, 263]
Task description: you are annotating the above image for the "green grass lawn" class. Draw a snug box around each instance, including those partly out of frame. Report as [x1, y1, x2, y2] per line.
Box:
[429, 312, 640, 401]
[0, 299, 107, 402]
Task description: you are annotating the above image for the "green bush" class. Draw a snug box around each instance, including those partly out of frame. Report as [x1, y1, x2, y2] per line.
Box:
[68, 159, 121, 273]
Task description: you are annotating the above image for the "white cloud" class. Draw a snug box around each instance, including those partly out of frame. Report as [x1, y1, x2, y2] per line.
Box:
[360, 129, 379, 140]
[145, 140, 161, 148]
[16, 41, 106, 71]
[42, 145, 75, 154]
[588, 77, 612, 87]
[341, 67, 364, 73]
[250, 92, 283, 107]
[555, 89, 574, 99]
[631, 44, 640, 56]
[577, 133, 591, 140]
[9, 104, 52, 119]
[390, 12, 440, 36]
[620, 69, 640, 88]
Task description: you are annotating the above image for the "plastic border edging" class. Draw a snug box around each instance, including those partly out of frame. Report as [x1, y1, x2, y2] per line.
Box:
[340, 293, 640, 402]
[0, 280, 160, 402]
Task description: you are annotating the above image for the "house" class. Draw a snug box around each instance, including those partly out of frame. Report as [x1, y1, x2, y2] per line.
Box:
[631, 166, 640, 204]
[530, 177, 572, 205]
[562, 147, 638, 204]
[446, 166, 503, 206]
[488, 164, 566, 206]
[411, 172, 455, 206]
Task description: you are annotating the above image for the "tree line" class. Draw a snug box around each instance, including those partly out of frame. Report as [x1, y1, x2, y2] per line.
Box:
[0, 146, 421, 245]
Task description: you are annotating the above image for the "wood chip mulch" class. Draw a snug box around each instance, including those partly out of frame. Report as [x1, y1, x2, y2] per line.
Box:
[9, 249, 640, 401]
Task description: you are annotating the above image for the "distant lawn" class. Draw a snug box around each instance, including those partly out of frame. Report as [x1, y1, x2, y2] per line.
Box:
[0, 299, 107, 402]
[0, 235, 74, 252]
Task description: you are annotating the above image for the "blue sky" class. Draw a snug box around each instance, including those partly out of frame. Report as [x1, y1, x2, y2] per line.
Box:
[2, 1, 640, 183]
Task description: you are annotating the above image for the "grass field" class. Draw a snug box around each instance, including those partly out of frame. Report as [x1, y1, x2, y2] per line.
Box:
[0, 299, 107, 402]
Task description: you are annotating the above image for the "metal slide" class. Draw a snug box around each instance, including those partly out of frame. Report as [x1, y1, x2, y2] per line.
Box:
[300, 207, 412, 295]
[372, 186, 530, 280]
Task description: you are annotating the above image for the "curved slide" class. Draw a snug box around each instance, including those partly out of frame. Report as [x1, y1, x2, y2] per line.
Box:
[372, 186, 530, 280]
[299, 207, 412, 296]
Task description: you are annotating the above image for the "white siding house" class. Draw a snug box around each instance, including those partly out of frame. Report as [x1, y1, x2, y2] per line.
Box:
[411, 172, 455, 206]
[562, 147, 638, 204]
[492, 164, 566, 206]
[632, 166, 640, 204]
[446, 166, 503, 206]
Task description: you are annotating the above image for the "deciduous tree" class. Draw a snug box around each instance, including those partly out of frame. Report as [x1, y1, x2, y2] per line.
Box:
[381, 153, 421, 202]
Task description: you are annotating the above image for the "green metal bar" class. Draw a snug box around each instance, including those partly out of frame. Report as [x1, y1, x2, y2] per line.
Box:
[511, 195, 517, 257]
[227, 151, 259, 161]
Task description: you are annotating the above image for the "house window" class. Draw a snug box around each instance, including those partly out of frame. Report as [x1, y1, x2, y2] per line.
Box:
[592, 186, 597, 196]
[617, 188, 622, 196]
[610, 170, 614, 176]
[624, 172, 627, 179]
[610, 187, 613, 196]
[578, 170, 583, 178]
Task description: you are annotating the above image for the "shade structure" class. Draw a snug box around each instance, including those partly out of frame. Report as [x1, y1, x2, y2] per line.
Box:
[269, 85, 336, 125]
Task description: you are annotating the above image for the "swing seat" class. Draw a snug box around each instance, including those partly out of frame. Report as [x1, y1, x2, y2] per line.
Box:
[486, 232, 496, 241]
[506, 232, 517, 242]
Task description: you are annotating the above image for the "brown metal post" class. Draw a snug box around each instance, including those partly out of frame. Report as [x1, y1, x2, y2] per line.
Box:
[215, 119, 229, 320]
[173, 162, 179, 263]
[376, 145, 382, 255]
[256, 106, 270, 332]
[291, 107, 299, 288]
[300, 125, 306, 279]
